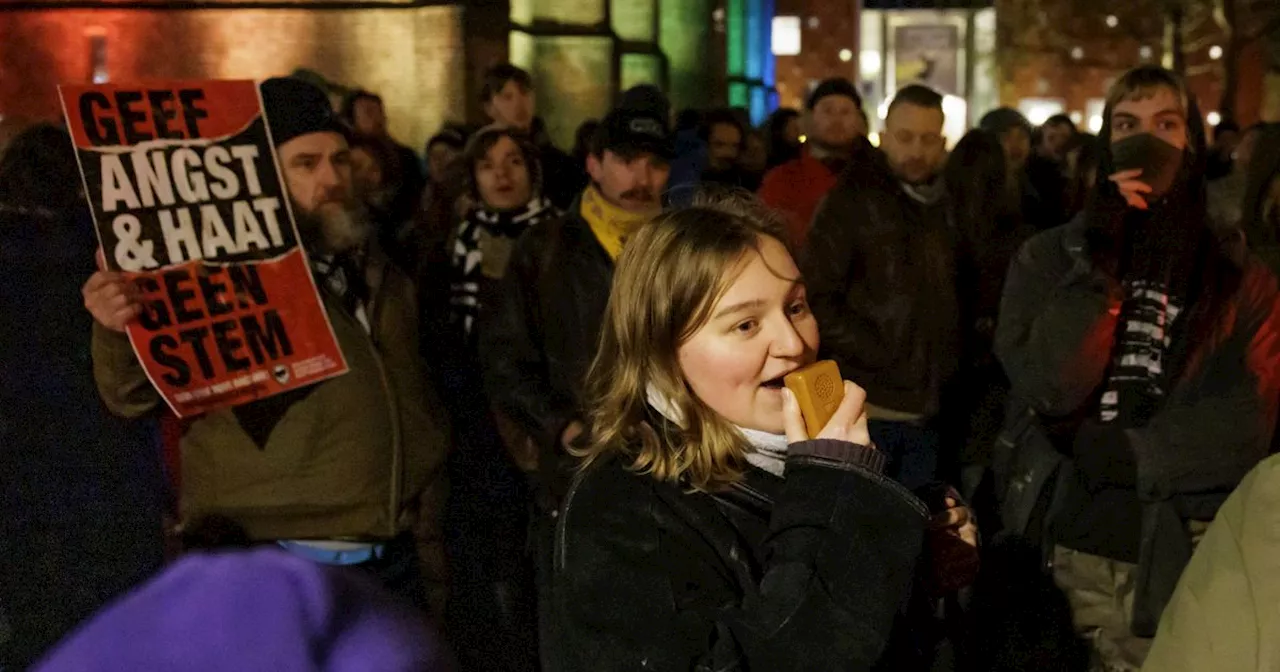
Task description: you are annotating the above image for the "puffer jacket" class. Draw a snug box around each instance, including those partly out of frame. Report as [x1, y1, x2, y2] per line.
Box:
[478, 200, 613, 504]
[803, 140, 960, 418]
[92, 250, 452, 607]
[548, 439, 928, 671]
[1141, 452, 1280, 672]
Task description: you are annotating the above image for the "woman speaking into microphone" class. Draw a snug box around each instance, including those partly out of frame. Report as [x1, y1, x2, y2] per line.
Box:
[544, 195, 969, 671]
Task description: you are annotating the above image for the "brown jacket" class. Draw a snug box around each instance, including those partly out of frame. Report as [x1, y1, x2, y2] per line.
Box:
[92, 252, 451, 611]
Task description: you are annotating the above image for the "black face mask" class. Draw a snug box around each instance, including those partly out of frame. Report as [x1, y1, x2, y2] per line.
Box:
[1110, 132, 1184, 200]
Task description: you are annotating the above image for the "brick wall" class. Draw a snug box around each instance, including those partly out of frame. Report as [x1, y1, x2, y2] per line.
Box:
[0, 5, 466, 153]
[773, 0, 859, 111]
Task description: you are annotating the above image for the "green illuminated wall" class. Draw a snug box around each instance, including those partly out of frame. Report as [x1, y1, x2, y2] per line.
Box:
[659, 0, 713, 114]
[511, 0, 714, 149]
[612, 0, 656, 42]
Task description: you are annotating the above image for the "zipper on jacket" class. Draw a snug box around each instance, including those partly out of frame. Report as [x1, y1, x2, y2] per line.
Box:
[328, 287, 402, 538]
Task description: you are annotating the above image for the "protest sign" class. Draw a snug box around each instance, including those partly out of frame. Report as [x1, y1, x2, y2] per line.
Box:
[59, 80, 348, 417]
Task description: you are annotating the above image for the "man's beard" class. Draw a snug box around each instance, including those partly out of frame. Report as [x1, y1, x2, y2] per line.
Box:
[807, 136, 853, 159]
[294, 196, 374, 255]
[891, 158, 938, 186]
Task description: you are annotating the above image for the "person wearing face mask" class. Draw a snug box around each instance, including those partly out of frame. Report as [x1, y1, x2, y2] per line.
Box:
[994, 65, 1280, 671]
[545, 196, 976, 671]
[803, 84, 958, 492]
[758, 78, 867, 249]
[82, 77, 453, 618]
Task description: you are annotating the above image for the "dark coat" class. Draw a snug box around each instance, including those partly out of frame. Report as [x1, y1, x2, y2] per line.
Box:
[529, 119, 587, 211]
[479, 200, 613, 503]
[0, 204, 166, 668]
[803, 141, 960, 417]
[547, 439, 928, 671]
[994, 214, 1280, 634]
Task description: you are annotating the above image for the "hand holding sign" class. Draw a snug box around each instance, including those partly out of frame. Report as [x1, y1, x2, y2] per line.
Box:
[83, 251, 142, 332]
[64, 80, 348, 417]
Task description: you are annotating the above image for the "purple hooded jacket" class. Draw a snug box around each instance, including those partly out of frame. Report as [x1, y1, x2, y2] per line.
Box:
[33, 549, 452, 672]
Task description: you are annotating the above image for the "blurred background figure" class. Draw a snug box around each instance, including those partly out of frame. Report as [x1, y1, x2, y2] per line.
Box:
[1062, 133, 1103, 223]
[1038, 113, 1078, 163]
[763, 107, 802, 170]
[1208, 122, 1263, 233]
[1241, 122, 1280, 276]
[570, 118, 600, 173]
[759, 77, 866, 249]
[480, 64, 584, 209]
[342, 90, 427, 226]
[426, 127, 467, 186]
[1, 123, 166, 670]
[33, 550, 454, 672]
[1206, 119, 1242, 181]
[348, 136, 408, 265]
[422, 125, 557, 672]
[1027, 113, 1078, 228]
[979, 107, 1053, 228]
[941, 128, 1034, 510]
[697, 108, 752, 190]
[411, 125, 472, 294]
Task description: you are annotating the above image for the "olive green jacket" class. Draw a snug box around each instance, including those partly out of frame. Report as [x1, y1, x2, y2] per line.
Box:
[92, 252, 451, 609]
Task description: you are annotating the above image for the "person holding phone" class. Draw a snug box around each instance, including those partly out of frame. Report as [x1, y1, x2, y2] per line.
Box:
[994, 65, 1280, 671]
[544, 195, 975, 671]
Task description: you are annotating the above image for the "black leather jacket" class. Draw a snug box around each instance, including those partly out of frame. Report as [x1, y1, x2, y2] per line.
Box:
[804, 143, 960, 417]
[479, 201, 613, 503]
[547, 439, 928, 671]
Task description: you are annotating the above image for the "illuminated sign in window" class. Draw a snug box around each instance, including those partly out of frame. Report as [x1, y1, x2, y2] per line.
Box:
[772, 16, 801, 56]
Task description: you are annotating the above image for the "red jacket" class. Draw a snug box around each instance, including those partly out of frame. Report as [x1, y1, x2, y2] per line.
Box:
[757, 148, 839, 249]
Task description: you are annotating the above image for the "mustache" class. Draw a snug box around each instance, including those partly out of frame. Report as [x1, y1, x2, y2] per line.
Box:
[620, 187, 657, 202]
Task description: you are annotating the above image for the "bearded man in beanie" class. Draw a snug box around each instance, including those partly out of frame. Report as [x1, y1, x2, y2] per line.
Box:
[81, 77, 452, 616]
[995, 65, 1280, 670]
[758, 77, 867, 249]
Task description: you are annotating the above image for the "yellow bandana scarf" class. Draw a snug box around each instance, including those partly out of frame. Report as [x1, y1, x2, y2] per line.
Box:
[580, 185, 651, 261]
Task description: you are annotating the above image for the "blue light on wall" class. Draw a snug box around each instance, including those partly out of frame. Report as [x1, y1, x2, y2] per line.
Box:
[728, 0, 778, 125]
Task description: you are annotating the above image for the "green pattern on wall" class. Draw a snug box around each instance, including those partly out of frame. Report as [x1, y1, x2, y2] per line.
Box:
[612, 0, 655, 42]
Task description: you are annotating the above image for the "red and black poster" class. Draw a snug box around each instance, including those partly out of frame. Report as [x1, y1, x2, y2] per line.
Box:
[59, 80, 348, 418]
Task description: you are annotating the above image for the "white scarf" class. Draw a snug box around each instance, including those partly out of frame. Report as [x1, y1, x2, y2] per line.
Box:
[646, 384, 788, 477]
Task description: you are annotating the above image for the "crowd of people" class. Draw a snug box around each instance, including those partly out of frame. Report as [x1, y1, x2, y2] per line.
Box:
[3, 58, 1280, 672]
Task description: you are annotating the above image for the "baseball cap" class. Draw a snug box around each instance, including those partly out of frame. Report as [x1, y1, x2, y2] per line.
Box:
[594, 106, 674, 160]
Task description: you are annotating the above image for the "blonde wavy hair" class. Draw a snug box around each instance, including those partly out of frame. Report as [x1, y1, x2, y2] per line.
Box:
[575, 193, 793, 492]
